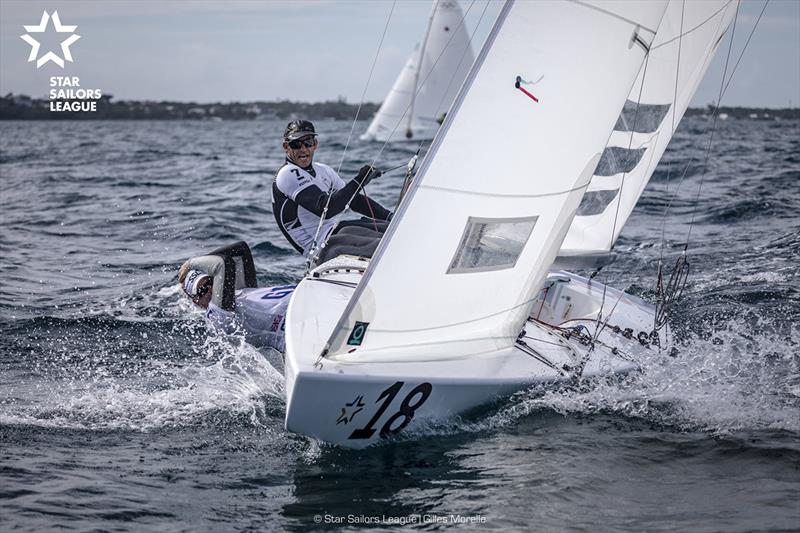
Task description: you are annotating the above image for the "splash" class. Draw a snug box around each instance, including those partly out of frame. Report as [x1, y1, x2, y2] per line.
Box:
[484, 317, 800, 435]
[388, 315, 799, 445]
[0, 320, 286, 432]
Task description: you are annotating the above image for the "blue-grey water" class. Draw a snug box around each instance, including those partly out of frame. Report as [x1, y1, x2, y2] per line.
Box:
[1, 117, 798, 531]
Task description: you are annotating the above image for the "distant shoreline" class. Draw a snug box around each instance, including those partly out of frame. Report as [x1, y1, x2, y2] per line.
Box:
[1, 93, 797, 120]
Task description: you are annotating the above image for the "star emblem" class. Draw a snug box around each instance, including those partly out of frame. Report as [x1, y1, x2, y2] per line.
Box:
[20, 11, 81, 69]
[335, 395, 365, 425]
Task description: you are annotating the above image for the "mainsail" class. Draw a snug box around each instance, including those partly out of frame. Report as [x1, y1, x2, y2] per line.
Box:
[559, 0, 739, 260]
[326, 0, 669, 361]
[361, 0, 475, 142]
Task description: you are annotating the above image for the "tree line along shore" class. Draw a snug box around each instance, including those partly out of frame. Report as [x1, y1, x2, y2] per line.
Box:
[1, 93, 797, 121]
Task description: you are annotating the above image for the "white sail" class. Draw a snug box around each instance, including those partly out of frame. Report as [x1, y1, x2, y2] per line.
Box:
[325, 0, 668, 360]
[361, 0, 475, 142]
[560, 0, 739, 260]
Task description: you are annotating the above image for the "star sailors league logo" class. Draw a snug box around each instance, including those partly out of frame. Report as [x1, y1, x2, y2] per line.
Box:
[20, 11, 81, 68]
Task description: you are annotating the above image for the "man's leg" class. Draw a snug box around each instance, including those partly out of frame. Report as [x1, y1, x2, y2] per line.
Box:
[316, 232, 380, 264]
[335, 218, 389, 235]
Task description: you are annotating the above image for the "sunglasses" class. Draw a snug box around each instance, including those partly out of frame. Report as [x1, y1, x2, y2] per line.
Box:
[287, 137, 316, 150]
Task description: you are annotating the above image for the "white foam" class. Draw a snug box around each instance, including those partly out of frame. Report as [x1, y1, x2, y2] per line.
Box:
[0, 333, 286, 432]
[485, 317, 800, 434]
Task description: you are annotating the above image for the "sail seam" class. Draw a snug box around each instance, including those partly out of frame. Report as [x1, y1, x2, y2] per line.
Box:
[361, 296, 540, 334]
[651, 0, 734, 51]
[419, 180, 591, 199]
[571, 1, 659, 34]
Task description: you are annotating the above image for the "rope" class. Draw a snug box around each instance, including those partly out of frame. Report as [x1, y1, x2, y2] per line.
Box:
[654, 251, 690, 330]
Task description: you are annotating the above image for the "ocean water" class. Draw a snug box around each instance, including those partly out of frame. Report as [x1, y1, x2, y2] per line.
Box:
[1, 117, 798, 531]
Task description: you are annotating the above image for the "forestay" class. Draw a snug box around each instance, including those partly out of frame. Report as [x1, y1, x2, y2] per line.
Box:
[361, 0, 474, 142]
[560, 0, 739, 259]
[325, 0, 669, 361]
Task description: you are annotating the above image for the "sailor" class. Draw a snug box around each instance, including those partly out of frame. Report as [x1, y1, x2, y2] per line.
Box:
[179, 241, 295, 353]
[272, 120, 394, 263]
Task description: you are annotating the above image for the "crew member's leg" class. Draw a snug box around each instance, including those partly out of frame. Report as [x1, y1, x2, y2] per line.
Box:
[209, 241, 257, 287]
[316, 229, 381, 264]
[335, 218, 389, 235]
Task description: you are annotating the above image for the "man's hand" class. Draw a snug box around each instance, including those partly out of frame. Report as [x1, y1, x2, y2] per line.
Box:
[179, 262, 189, 284]
[355, 165, 382, 186]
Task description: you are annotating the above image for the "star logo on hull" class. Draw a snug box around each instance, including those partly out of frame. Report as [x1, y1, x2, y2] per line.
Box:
[336, 395, 365, 425]
[20, 11, 81, 69]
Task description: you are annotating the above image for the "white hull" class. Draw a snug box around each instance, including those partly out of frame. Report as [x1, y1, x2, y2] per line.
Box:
[284, 257, 659, 448]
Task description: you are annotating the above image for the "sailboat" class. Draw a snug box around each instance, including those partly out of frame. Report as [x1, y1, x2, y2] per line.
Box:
[360, 0, 475, 142]
[284, 0, 738, 448]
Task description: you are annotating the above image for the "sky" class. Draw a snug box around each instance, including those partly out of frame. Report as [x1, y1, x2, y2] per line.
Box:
[0, 0, 798, 108]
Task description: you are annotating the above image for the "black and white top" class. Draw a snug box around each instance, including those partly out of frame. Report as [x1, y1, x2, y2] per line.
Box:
[272, 159, 391, 254]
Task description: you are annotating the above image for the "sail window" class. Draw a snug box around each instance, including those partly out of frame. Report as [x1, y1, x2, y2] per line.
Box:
[448, 216, 538, 274]
[614, 100, 670, 133]
[594, 146, 647, 176]
[576, 189, 619, 216]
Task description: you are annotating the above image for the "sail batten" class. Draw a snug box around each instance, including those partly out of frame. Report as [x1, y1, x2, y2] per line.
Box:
[326, 0, 669, 360]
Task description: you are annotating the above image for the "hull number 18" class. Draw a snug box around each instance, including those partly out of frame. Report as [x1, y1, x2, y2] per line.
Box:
[348, 381, 432, 440]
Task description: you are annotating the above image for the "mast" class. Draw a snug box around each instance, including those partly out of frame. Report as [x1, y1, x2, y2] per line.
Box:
[406, 0, 438, 139]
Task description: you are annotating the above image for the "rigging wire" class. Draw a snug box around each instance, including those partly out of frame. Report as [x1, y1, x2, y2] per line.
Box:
[593, 42, 652, 343]
[721, 1, 770, 97]
[412, 0, 492, 154]
[655, 0, 686, 335]
[656, 0, 770, 234]
[389, 0, 491, 210]
[366, 0, 479, 171]
[655, 1, 743, 329]
[685, 0, 741, 249]
[303, 0, 397, 274]
[334, 0, 397, 176]
[307, 0, 482, 267]
[654, 0, 770, 332]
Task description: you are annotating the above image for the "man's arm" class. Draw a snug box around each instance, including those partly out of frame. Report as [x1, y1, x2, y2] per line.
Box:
[292, 165, 381, 218]
[180, 255, 229, 309]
